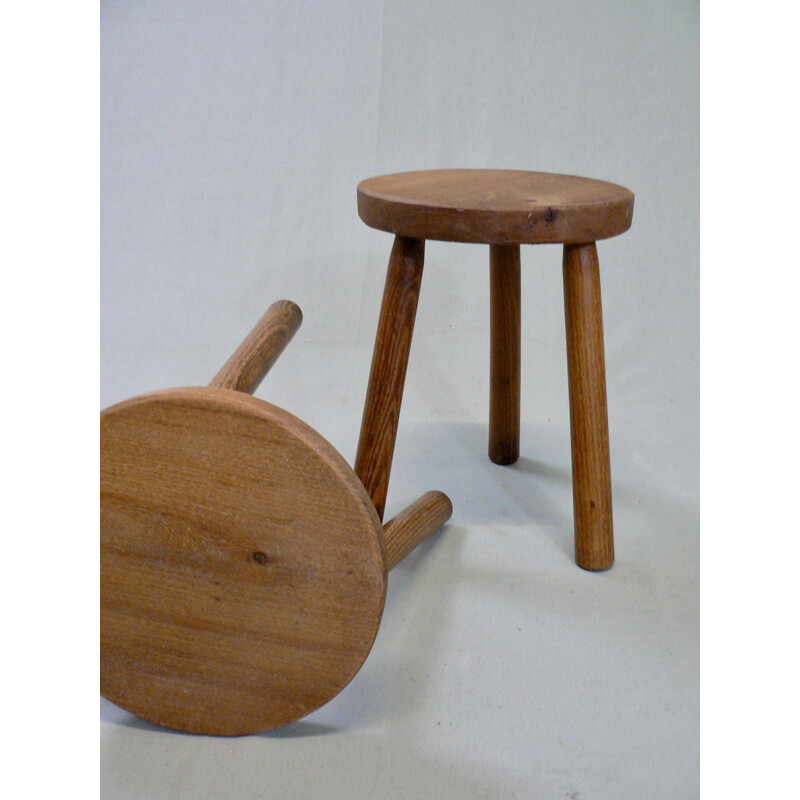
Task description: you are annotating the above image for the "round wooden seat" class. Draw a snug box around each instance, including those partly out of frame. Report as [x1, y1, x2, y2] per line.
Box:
[357, 169, 634, 244]
[101, 387, 388, 735]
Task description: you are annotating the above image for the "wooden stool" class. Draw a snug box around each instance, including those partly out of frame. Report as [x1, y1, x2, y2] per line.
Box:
[354, 170, 634, 571]
[101, 300, 452, 735]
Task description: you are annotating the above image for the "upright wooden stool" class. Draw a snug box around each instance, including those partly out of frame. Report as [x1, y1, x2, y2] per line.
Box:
[101, 301, 452, 735]
[354, 170, 634, 571]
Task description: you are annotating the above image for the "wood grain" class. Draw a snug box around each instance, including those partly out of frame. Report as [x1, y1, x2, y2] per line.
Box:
[358, 169, 634, 244]
[210, 300, 302, 394]
[383, 491, 453, 570]
[489, 244, 521, 465]
[354, 235, 425, 521]
[101, 388, 388, 735]
[562, 243, 614, 571]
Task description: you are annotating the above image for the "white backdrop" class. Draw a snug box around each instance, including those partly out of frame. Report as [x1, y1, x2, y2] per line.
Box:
[101, 1, 698, 797]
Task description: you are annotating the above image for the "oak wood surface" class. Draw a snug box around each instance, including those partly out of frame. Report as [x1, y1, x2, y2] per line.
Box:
[101, 388, 388, 735]
[383, 491, 453, 571]
[563, 243, 614, 570]
[489, 244, 521, 465]
[210, 300, 302, 393]
[358, 169, 634, 245]
[354, 236, 425, 521]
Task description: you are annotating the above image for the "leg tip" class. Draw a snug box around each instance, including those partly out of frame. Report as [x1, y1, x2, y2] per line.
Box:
[575, 546, 615, 572]
[488, 445, 520, 466]
[576, 557, 614, 572]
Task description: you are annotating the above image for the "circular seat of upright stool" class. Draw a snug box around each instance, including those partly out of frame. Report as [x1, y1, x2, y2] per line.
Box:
[357, 169, 634, 245]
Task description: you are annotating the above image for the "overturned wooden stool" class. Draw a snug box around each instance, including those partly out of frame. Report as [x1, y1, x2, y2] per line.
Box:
[101, 300, 452, 735]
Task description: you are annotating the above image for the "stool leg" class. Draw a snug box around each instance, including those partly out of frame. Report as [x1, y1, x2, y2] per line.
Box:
[383, 490, 452, 571]
[562, 242, 614, 571]
[209, 300, 302, 394]
[355, 235, 425, 521]
[489, 244, 521, 465]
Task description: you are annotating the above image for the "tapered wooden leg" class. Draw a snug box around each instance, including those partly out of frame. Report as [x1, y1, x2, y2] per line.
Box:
[355, 236, 425, 520]
[209, 300, 302, 394]
[383, 490, 453, 570]
[489, 244, 521, 465]
[563, 242, 614, 571]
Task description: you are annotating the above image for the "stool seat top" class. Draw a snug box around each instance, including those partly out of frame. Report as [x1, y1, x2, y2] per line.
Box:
[357, 169, 634, 244]
[100, 387, 387, 735]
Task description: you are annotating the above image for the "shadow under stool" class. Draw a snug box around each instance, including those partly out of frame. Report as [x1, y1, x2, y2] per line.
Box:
[353, 169, 634, 571]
